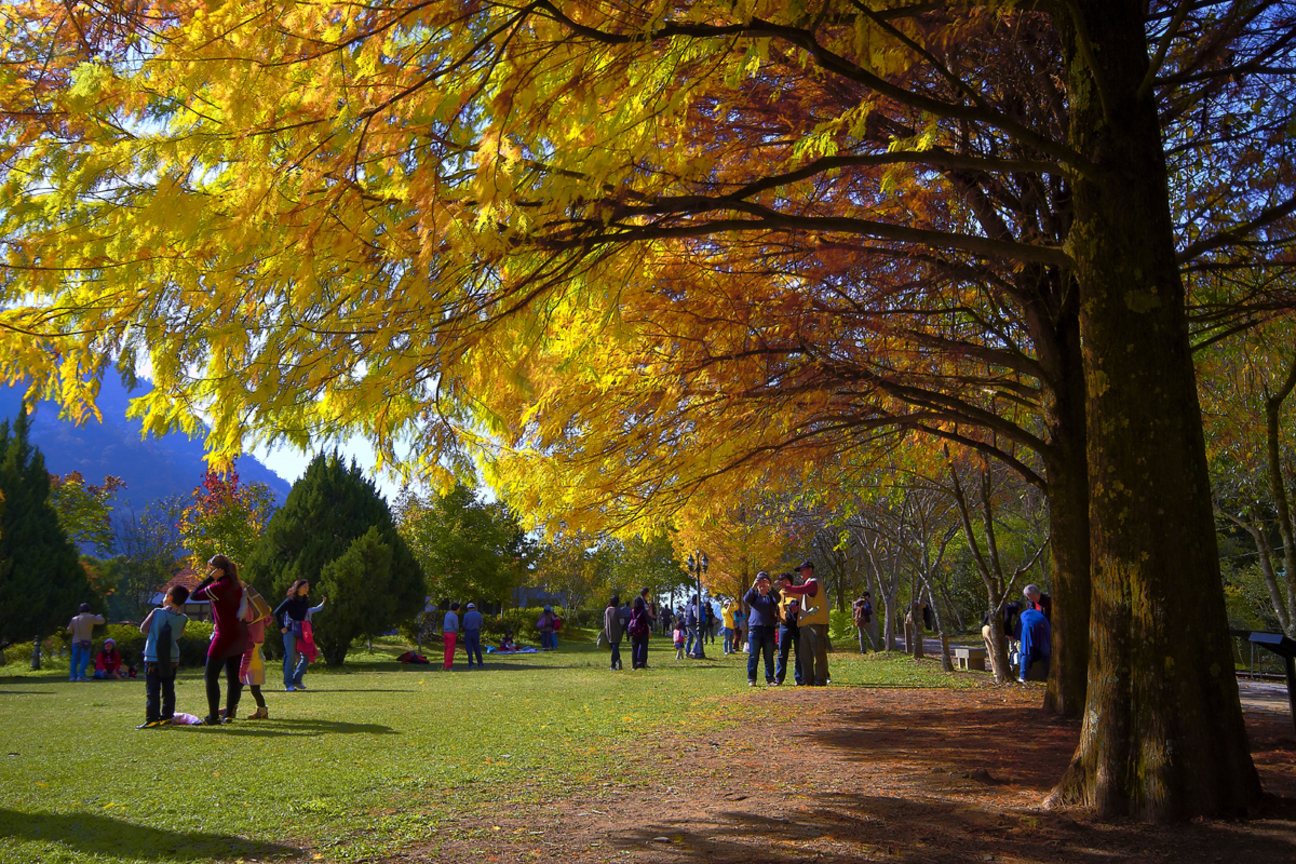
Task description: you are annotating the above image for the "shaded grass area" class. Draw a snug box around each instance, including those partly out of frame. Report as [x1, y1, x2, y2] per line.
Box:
[0, 635, 985, 863]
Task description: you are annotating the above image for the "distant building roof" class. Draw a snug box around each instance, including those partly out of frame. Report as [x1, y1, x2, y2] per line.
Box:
[150, 567, 209, 606]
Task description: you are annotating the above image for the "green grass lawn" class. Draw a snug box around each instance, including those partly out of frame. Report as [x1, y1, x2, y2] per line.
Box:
[0, 633, 986, 864]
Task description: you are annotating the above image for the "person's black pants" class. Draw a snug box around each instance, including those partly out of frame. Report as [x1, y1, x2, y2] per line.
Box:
[145, 663, 176, 721]
[205, 654, 243, 720]
[631, 634, 649, 669]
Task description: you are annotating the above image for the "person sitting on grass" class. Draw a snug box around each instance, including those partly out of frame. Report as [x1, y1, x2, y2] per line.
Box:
[499, 630, 517, 652]
[93, 638, 126, 680]
[137, 585, 190, 729]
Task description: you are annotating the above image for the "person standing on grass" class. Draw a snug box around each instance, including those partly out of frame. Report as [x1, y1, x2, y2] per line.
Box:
[239, 582, 274, 720]
[66, 602, 104, 682]
[536, 605, 557, 651]
[853, 592, 876, 653]
[628, 596, 652, 670]
[443, 602, 461, 669]
[274, 579, 325, 691]
[137, 584, 190, 729]
[604, 595, 624, 671]
[780, 561, 830, 686]
[638, 587, 658, 654]
[775, 579, 804, 686]
[721, 600, 736, 655]
[684, 596, 700, 657]
[192, 554, 247, 725]
[462, 603, 484, 669]
[673, 618, 686, 660]
[732, 603, 747, 654]
[743, 572, 781, 686]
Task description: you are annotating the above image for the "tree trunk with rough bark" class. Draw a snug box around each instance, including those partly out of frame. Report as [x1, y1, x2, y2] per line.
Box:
[1047, 1, 1262, 820]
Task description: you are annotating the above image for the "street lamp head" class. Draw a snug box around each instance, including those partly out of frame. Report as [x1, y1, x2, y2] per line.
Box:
[687, 554, 695, 570]
[700, 552, 709, 570]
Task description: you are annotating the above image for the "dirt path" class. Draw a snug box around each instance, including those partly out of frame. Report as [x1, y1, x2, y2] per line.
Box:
[389, 685, 1296, 864]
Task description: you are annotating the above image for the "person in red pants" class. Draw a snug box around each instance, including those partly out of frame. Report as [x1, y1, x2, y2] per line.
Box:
[443, 602, 460, 670]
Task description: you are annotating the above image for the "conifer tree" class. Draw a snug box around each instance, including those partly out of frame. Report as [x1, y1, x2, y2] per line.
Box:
[0, 412, 93, 648]
[243, 452, 424, 665]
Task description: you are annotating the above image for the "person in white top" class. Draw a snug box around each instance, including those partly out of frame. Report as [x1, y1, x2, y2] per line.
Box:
[67, 603, 105, 682]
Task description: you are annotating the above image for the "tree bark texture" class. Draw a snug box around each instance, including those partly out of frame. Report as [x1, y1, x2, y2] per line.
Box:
[1048, 1, 1261, 820]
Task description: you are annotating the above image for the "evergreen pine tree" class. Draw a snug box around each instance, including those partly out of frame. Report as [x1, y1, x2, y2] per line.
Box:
[244, 452, 424, 665]
[0, 411, 94, 648]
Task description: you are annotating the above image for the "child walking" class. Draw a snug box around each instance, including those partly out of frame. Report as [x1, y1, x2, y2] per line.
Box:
[674, 621, 686, 661]
[137, 585, 190, 729]
[239, 582, 274, 720]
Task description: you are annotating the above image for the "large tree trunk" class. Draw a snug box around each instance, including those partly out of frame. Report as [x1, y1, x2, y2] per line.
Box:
[1048, 1, 1261, 820]
[1043, 420, 1090, 718]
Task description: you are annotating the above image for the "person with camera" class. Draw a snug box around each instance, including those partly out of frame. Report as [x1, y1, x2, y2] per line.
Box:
[742, 572, 781, 686]
[779, 560, 830, 686]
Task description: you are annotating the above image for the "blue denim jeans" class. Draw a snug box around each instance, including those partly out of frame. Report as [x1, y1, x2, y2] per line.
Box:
[283, 631, 309, 686]
[721, 627, 733, 653]
[609, 641, 622, 669]
[776, 625, 803, 684]
[747, 625, 776, 682]
[685, 625, 698, 656]
[464, 631, 483, 667]
[70, 642, 91, 680]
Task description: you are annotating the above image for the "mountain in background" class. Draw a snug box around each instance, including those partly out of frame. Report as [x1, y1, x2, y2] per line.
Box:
[0, 376, 292, 511]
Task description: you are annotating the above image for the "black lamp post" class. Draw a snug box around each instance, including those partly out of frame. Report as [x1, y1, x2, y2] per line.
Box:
[687, 551, 709, 658]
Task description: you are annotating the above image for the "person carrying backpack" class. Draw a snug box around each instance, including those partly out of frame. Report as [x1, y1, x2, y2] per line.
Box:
[852, 592, 876, 653]
[628, 596, 652, 670]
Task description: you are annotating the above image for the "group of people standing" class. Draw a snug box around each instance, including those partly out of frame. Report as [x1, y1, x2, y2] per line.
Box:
[603, 588, 658, 670]
[596, 560, 832, 688]
[129, 554, 326, 729]
[742, 560, 830, 687]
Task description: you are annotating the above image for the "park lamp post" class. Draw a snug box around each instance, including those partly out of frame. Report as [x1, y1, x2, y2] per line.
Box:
[687, 551, 709, 659]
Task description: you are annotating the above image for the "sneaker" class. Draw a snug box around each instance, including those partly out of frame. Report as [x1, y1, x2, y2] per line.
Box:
[293, 682, 307, 690]
[748, 680, 757, 687]
[135, 720, 164, 730]
[198, 715, 222, 726]
[766, 679, 775, 686]
[285, 685, 297, 691]
[771, 680, 782, 686]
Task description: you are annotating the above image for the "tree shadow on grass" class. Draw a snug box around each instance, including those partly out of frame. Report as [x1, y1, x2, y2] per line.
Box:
[0, 808, 296, 861]
[174, 718, 398, 737]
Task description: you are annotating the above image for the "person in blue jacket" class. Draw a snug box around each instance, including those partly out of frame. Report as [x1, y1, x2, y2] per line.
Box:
[742, 571, 782, 686]
[1015, 606, 1052, 683]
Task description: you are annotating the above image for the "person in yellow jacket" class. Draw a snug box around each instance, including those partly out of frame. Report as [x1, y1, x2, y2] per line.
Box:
[780, 561, 830, 686]
[721, 600, 737, 654]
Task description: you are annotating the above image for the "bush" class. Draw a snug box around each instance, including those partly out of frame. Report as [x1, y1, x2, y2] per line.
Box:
[830, 609, 856, 644]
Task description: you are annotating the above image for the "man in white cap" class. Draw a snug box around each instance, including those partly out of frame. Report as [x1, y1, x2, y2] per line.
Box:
[462, 602, 484, 669]
[780, 560, 829, 686]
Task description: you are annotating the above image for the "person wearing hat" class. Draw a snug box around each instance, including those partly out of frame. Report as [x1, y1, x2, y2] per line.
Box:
[742, 571, 782, 686]
[780, 560, 830, 686]
[93, 637, 126, 679]
[462, 602, 484, 669]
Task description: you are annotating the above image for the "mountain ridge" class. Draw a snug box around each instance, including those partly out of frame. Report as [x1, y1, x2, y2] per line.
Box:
[0, 377, 293, 511]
